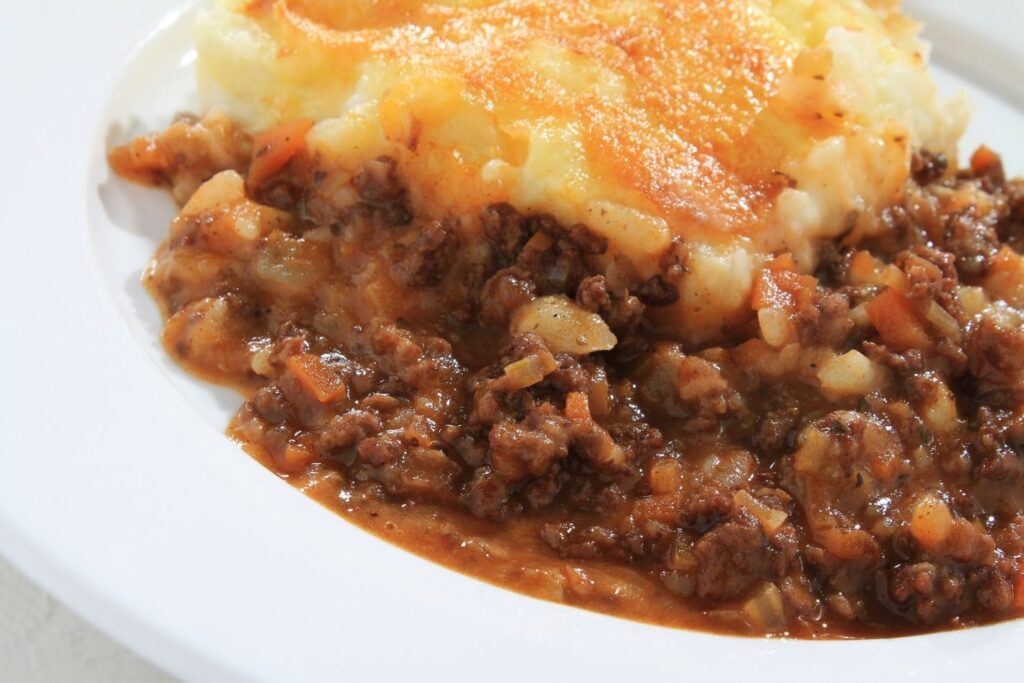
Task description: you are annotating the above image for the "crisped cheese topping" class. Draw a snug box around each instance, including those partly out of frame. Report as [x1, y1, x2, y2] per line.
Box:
[276, 0, 795, 232]
[196, 0, 966, 342]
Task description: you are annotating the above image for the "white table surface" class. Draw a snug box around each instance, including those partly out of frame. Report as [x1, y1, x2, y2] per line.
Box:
[0, 556, 173, 683]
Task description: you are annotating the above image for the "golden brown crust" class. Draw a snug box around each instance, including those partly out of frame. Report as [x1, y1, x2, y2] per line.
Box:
[241, 0, 799, 231]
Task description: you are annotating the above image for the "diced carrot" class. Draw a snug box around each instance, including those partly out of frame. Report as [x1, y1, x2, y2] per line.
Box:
[864, 288, 931, 350]
[247, 118, 314, 190]
[988, 246, 1022, 276]
[784, 269, 818, 295]
[848, 250, 882, 285]
[970, 145, 1002, 176]
[766, 253, 797, 272]
[983, 246, 1024, 307]
[284, 353, 346, 403]
[751, 266, 816, 311]
[1014, 572, 1024, 609]
[564, 391, 591, 421]
[868, 452, 897, 482]
[752, 270, 792, 311]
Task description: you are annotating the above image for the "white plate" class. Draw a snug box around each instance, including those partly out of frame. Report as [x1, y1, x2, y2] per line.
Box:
[2, 1, 1023, 680]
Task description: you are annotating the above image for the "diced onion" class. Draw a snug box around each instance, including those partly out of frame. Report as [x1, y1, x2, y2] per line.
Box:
[648, 458, 683, 495]
[667, 544, 700, 572]
[923, 300, 962, 341]
[757, 308, 795, 347]
[511, 295, 617, 355]
[910, 493, 953, 551]
[741, 582, 787, 632]
[919, 380, 959, 436]
[502, 353, 559, 389]
[793, 426, 831, 474]
[817, 350, 886, 396]
[172, 170, 290, 252]
[734, 490, 788, 536]
[957, 286, 989, 317]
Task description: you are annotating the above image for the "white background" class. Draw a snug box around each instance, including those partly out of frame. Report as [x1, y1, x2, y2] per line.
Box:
[0, 557, 171, 682]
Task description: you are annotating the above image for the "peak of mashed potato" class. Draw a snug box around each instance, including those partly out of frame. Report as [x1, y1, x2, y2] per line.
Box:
[194, 0, 966, 343]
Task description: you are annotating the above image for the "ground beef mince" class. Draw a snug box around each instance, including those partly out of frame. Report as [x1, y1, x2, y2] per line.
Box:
[110, 117, 1024, 638]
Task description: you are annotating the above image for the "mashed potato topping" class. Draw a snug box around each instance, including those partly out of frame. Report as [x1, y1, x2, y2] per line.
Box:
[195, 0, 965, 342]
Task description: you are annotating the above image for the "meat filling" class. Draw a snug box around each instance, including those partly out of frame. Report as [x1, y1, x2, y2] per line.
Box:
[110, 115, 1024, 637]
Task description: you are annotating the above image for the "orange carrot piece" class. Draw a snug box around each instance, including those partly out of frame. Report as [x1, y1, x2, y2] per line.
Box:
[865, 288, 931, 351]
[564, 391, 591, 421]
[285, 353, 345, 403]
[988, 246, 1022, 276]
[766, 253, 797, 272]
[752, 270, 791, 311]
[983, 246, 1024, 307]
[247, 118, 314, 189]
[970, 145, 1002, 176]
[1014, 572, 1024, 609]
[869, 451, 898, 482]
[752, 266, 816, 311]
[849, 250, 882, 284]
